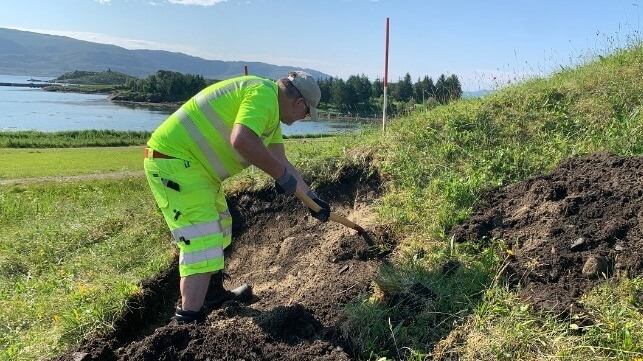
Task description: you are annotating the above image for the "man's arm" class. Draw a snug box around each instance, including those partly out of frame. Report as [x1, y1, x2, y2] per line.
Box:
[230, 123, 286, 180]
[267, 142, 312, 194]
[230, 123, 328, 219]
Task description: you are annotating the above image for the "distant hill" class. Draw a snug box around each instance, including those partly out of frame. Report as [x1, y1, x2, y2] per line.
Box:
[462, 89, 494, 99]
[0, 28, 330, 80]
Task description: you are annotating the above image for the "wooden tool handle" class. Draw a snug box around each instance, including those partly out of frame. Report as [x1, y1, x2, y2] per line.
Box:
[295, 188, 365, 232]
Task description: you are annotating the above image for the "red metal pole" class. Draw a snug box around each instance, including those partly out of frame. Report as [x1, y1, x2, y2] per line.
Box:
[384, 17, 389, 89]
[382, 17, 390, 132]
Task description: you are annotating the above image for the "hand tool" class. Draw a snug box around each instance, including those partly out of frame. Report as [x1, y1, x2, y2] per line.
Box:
[295, 188, 366, 233]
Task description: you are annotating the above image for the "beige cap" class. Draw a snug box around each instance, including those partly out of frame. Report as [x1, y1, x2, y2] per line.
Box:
[288, 71, 321, 121]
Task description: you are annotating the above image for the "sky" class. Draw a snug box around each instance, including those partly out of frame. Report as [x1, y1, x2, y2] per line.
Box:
[1, 0, 641, 91]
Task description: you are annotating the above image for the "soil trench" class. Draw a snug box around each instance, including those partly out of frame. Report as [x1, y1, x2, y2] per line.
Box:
[52, 167, 391, 361]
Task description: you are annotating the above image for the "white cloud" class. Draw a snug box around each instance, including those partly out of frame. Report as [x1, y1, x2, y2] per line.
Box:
[166, 0, 226, 6]
[94, 0, 111, 4]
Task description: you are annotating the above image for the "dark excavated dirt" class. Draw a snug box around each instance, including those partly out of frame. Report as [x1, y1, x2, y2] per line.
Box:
[52, 167, 393, 361]
[451, 152, 643, 315]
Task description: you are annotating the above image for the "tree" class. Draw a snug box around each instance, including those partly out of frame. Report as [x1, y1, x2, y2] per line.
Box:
[143, 75, 157, 94]
[412, 77, 422, 103]
[435, 74, 448, 104]
[330, 78, 350, 112]
[423, 76, 436, 100]
[393, 73, 413, 102]
[117, 70, 463, 111]
[412, 76, 437, 104]
[372, 78, 384, 99]
[387, 81, 398, 102]
[344, 75, 361, 110]
[445, 74, 462, 102]
[134, 70, 206, 102]
[346, 74, 372, 111]
[318, 77, 333, 106]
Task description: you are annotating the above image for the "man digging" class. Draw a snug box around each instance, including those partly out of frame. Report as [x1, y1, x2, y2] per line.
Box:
[143, 71, 331, 323]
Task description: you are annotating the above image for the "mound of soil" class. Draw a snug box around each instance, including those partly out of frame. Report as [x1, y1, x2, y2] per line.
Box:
[451, 152, 643, 314]
[53, 167, 393, 361]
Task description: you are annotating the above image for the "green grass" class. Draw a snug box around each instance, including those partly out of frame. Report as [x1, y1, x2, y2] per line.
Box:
[579, 278, 643, 358]
[428, 279, 643, 360]
[0, 137, 343, 181]
[0, 129, 336, 149]
[342, 240, 506, 359]
[0, 130, 151, 148]
[0, 178, 175, 360]
[0, 147, 144, 179]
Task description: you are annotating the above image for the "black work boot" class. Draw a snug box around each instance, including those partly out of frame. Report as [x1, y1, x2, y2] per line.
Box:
[174, 306, 206, 324]
[204, 272, 253, 311]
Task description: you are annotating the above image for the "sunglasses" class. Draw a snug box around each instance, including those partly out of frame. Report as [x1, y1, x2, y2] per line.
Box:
[287, 82, 309, 116]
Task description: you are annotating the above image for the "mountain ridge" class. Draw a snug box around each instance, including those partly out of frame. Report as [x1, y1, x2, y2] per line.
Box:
[0, 28, 329, 80]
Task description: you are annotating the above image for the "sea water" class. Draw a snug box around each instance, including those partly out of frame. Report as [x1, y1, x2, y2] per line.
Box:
[0, 74, 362, 136]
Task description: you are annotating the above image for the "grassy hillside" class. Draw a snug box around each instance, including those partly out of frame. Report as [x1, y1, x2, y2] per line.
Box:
[340, 44, 643, 359]
[378, 44, 643, 240]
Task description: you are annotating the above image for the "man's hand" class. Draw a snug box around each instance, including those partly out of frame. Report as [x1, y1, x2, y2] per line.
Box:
[275, 169, 297, 195]
[307, 190, 330, 222]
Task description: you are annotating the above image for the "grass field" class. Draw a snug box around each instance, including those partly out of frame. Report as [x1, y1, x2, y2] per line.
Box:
[0, 176, 174, 359]
[0, 147, 143, 179]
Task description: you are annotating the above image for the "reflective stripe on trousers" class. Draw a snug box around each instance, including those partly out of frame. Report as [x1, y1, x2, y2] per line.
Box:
[179, 247, 224, 267]
[170, 212, 232, 241]
[170, 208, 232, 267]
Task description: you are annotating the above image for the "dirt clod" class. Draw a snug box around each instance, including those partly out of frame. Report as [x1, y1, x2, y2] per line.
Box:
[581, 255, 609, 279]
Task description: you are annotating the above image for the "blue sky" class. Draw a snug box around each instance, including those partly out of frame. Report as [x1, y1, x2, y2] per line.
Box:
[1, 0, 641, 91]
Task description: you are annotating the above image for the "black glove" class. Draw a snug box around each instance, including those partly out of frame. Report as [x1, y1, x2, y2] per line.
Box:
[275, 169, 297, 195]
[307, 190, 330, 222]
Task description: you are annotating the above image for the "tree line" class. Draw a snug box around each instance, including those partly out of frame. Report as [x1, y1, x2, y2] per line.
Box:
[118, 70, 209, 103]
[318, 72, 462, 116]
[73, 69, 463, 116]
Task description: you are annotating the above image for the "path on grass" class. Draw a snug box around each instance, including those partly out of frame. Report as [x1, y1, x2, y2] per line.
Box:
[0, 170, 144, 186]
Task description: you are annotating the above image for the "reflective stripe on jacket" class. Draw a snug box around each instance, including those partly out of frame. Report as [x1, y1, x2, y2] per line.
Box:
[148, 75, 283, 182]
